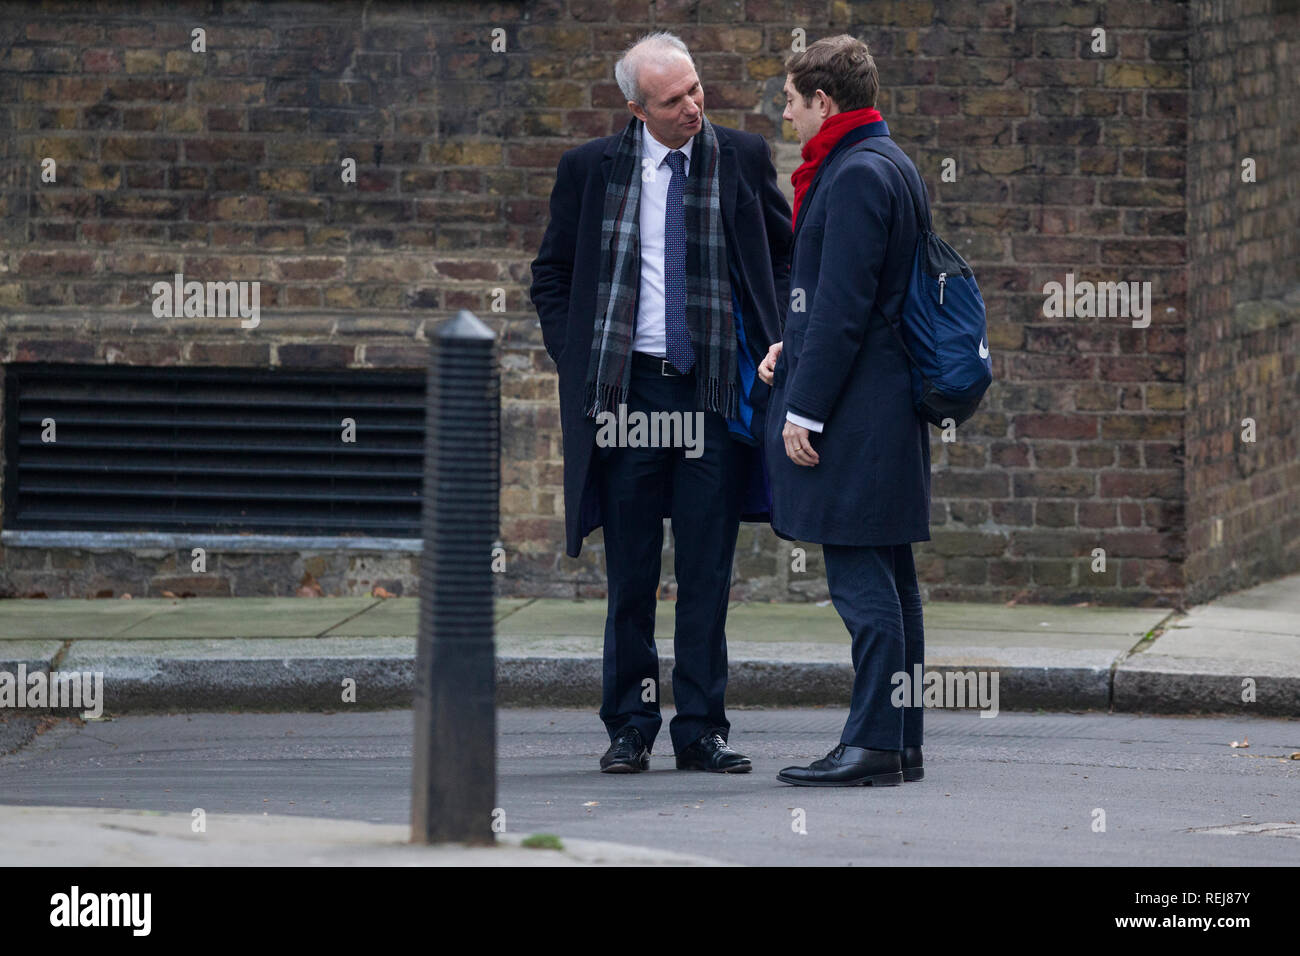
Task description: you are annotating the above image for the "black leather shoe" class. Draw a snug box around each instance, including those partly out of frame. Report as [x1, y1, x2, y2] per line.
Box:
[675, 730, 752, 773]
[600, 727, 649, 773]
[777, 744, 903, 787]
[902, 745, 923, 782]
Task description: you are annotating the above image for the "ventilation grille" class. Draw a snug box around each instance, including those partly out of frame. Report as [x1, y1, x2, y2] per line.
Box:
[3, 363, 426, 536]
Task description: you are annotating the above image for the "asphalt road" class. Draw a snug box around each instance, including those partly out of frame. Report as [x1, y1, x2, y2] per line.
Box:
[1, 708, 1297, 865]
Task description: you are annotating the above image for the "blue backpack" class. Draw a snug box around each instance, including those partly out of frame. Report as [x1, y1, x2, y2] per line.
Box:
[855, 140, 993, 428]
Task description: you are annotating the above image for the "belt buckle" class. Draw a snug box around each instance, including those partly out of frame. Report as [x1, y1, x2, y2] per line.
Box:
[660, 358, 676, 377]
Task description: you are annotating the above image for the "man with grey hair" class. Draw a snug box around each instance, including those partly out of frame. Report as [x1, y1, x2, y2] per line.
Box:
[531, 33, 792, 775]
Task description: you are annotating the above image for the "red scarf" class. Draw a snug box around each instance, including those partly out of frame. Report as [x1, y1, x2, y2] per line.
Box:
[790, 107, 883, 228]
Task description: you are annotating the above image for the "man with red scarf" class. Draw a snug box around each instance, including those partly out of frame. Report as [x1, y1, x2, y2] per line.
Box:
[757, 35, 932, 787]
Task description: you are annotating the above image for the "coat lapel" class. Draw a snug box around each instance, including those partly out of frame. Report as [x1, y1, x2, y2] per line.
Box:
[717, 136, 738, 232]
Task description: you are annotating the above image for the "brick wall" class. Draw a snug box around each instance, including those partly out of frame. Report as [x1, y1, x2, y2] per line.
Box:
[1183, 0, 1300, 604]
[0, 0, 1295, 605]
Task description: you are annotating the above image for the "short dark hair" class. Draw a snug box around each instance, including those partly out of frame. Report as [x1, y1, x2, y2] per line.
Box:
[784, 35, 879, 112]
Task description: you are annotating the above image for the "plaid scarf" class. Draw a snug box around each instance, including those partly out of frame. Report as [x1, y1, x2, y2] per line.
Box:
[584, 115, 737, 421]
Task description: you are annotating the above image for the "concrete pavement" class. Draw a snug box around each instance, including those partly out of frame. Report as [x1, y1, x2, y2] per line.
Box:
[0, 574, 1296, 718]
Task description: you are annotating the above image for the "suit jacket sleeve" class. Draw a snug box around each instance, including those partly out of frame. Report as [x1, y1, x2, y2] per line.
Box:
[529, 151, 580, 364]
[784, 158, 893, 424]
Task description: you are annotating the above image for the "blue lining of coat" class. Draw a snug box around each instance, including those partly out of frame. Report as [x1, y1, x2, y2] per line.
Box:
[727, 263, 757, 443]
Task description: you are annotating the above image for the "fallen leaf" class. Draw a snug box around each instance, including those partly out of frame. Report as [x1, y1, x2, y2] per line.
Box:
[297, 571, 324, 598]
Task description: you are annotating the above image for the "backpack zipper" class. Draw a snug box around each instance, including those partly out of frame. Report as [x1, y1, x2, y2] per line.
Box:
[938, 272, 947, 305]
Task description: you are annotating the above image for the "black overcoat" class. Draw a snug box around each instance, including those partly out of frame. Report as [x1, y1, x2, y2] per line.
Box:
[530, 120, 793, 558]
[765, 119, 932, 546]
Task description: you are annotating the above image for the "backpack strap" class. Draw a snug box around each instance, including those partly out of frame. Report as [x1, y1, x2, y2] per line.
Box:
[846, 140, 929, 373]
[851, 139, 933, 235]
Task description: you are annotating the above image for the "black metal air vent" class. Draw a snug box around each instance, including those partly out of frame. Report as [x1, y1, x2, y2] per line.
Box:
[2, 363, 426, 536]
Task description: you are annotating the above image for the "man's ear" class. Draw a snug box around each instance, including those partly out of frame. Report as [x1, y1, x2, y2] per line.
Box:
[628, 102, 647, 123]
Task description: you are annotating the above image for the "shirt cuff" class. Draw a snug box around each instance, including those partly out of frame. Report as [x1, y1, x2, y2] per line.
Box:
[786, 410, 824, 433]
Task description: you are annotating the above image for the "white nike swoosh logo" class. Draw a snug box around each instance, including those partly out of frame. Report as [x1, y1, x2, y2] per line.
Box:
[979, 341, 989, 359]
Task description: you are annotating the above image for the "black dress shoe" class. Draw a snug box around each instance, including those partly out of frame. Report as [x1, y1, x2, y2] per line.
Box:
[902, 745, 923, 782]
[675, 730, 752, 773]
[777, 744, 903, 787]
[600, 727, 649, 773]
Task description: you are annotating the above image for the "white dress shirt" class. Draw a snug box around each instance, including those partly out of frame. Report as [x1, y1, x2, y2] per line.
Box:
[633, 128, 694, 357]
[786, 409, 824, 432]
[636, 127, 822, 432]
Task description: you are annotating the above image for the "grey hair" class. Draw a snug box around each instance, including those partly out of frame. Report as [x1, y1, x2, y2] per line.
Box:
[614, 32, 695, 106]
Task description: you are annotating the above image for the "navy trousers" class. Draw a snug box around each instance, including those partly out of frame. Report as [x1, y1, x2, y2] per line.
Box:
[596, 362, 742, 754]
[822, 542, 925, 751]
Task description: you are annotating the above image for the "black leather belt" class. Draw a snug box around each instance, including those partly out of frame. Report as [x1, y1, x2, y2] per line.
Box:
[632, 351, 692, 377]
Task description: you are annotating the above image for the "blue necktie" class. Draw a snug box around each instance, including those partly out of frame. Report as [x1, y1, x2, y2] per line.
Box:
[663, 149, 694, 374]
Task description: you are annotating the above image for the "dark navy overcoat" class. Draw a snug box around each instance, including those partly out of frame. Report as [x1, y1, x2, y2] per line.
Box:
[530, 120, 792, 558]
[765, 120, 932, 546]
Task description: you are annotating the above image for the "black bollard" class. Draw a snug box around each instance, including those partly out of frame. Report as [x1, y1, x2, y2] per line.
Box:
[412, 309, 499, 845]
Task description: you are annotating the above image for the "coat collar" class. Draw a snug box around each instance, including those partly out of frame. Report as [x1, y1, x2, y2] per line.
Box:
[792, 118, 890, 244]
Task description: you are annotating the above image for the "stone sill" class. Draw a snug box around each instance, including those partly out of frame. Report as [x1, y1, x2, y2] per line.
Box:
[0, 312, 438, 336]
[1, 530, 421, 553]
[0, 311, 545, 355]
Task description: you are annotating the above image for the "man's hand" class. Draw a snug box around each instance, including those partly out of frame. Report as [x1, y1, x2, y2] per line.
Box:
[757, 341, 782, 385]
[783, 420, 819, 467]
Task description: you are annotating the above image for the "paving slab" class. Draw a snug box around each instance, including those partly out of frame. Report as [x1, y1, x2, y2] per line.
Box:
[110, 597, 378, 639]
[500, 598, 1169, 643]
[496, 598, 666, 638]
[1203, 576, 1300, 611]
[882, 601, 1170, 637]
[0, 599, 166, 639]
[322, 597, 531, 636]
[1138, 627, 1299, 663]
[1163, 606, 1297, 637]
